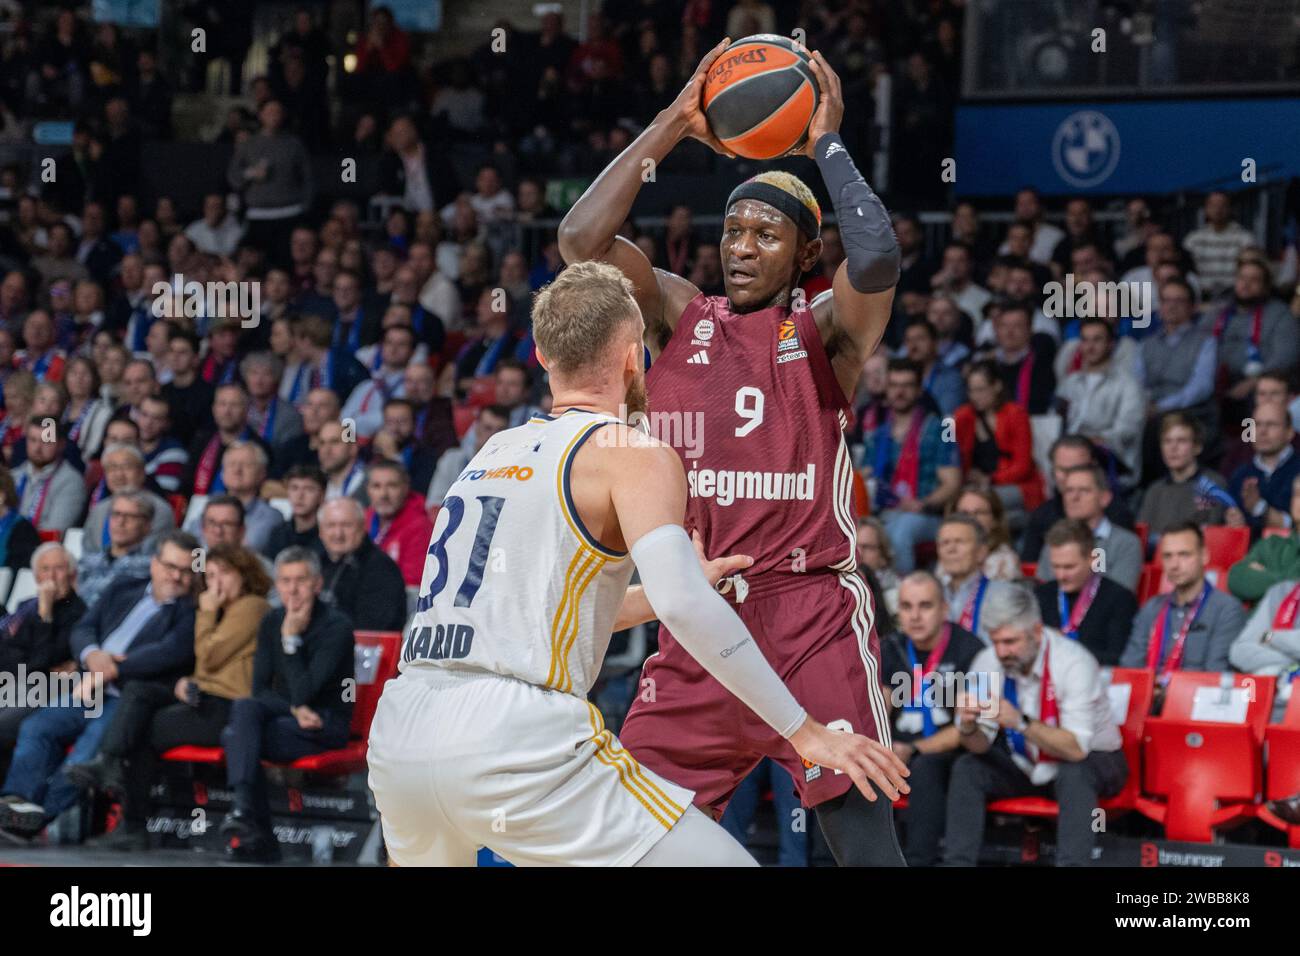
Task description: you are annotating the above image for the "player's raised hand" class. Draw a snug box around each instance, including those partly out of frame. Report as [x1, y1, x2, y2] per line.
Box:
[667, 37, 736, 158]
[789, 717, 910, 802]
[691, 529, 754, 587]
[802, 51, 844, 158]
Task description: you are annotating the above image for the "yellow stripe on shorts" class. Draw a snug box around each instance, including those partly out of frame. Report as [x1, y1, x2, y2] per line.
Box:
[585, 702, 684, 829]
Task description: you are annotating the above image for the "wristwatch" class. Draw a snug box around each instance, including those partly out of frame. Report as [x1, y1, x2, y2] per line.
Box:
[1017, 713, 1032, 733]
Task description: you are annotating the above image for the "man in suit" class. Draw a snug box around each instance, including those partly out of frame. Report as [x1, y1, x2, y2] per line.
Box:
[0, 531, 199, 838]
[1035, 519, 1137, 666]
[219, 546, 354, 861]
[1036, 465, 1143, 593]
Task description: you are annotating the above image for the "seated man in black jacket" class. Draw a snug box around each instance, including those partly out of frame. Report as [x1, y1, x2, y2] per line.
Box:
[313, 496, 408, 631]
[0, 531, 199, 838]
[0, 543, 87, 754]
[261, 464, 325, 559]
[219, 546, 354, 861]
[1034, 519, 1137, 666]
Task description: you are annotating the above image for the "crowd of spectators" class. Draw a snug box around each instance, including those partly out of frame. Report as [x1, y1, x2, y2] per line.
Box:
[854, 179, 1300, 862]
[0, 1, 1297, 864]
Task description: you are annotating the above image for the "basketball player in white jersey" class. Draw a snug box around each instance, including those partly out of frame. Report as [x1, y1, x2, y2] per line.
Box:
[367, 262, 909, 866]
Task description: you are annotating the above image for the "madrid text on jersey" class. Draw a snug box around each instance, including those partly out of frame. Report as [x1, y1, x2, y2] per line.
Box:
[687, 461, 816, 507]
[402, 623, 476, 664]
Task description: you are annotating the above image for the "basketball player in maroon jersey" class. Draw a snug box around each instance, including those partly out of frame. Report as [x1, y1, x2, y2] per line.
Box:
[559, 41, 907, 865]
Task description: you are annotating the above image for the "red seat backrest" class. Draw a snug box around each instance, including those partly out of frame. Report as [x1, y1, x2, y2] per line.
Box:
[1203, 525, 1250, 569]
[1137, 563, 1162, 604]
[1159, 671, 1275, 744]
[1265, 685, 1300, 800]
[1281, 686, 1300, 727]
[37, 529, 62, 543]
[851, 470, 868, 519]
[350, 631, 401, 740]
[465, 377, 497, 409]
[168, 494, 187, 526]
[1143, 672, 1275, 809]
[452, 405, 477, 440]
[1106, 667, 1154, 804]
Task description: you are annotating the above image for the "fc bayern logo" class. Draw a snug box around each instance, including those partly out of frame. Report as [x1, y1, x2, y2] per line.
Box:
[1051, 110, 1120, 189]
[694, 318, 715, 341]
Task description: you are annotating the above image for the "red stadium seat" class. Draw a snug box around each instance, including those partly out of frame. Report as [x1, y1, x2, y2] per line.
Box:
[1135, 671, 1275, 842]
[452, 405, 477, 440]
[441, 330, 467, 364]
[1209, 566, 1233, 593]
[1136, 563, 1162, 604]
[1134, 522, 1149, 557]
[1020, 562, 1037, 580]
[168, 494, 187, 525]
[987, 667, 1153, 820]
[163, 744, 224, 764]
[465, 376, 497, 409]
[1258, 687, 1300, 847]
[1139, 562, 1230, 602]
[37, 529, 62, 543]
[1203, 525, 1249, 569]
[851, 470, 868, 519]
[282, 631, 400, 774]
[162, 631, 402, 775]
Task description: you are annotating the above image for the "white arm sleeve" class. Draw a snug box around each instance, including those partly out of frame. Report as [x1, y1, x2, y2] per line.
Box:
[631, 524, 807, 739]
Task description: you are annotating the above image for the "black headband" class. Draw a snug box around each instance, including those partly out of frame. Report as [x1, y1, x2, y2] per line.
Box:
[725, 181, 820, 240]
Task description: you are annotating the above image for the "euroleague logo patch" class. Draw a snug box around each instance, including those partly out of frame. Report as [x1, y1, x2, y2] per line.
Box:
[777, 318, 807, 364]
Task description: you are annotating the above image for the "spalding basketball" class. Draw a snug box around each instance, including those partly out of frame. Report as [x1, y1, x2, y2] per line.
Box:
[703, 34, 819, 160]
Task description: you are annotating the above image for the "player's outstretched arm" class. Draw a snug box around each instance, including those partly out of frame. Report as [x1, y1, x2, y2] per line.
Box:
[802, 52, 900, 397]
[557, 42, 730, 346]
[607, 439, 910, 801]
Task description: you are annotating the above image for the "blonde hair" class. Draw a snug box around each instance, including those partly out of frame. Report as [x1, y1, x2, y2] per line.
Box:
[3, 369, 36, 408]
[738, 171, 821, 229]
[532, 261, 640, 378]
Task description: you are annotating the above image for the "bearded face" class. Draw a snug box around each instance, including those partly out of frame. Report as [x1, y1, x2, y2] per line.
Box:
[624, 364, 648, 419]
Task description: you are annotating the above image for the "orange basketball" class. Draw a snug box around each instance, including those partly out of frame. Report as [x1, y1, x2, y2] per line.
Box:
[703, 34, 819, 160]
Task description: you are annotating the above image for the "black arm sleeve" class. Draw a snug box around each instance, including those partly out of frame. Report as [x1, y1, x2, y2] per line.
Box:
[812, 132, 899, 294]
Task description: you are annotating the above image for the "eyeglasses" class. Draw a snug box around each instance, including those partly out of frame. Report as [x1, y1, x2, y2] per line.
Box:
[156, 558, 194, 577]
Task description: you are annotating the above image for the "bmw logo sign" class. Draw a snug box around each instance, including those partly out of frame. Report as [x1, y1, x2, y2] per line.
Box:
[1051, 110, 1121, 189]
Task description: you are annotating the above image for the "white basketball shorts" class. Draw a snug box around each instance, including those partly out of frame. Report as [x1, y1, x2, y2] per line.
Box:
[367, 666, 697, 866]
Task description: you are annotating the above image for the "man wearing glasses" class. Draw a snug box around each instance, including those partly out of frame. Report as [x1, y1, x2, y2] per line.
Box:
[82, 444, 175, 554]
[76, 489, 157, 609]
[0, 531, 200, 840]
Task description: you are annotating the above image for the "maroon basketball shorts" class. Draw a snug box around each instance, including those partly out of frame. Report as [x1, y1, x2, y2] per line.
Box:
[619, 569, 891, 814]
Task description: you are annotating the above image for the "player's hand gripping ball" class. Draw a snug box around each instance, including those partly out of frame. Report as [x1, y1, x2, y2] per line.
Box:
[703, 34, 820, 160]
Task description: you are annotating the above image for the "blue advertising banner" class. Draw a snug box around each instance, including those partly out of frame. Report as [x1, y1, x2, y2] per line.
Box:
[376, 0, 443, 33]
[954, 98, 1300, 197]
[92, 0, 159, 28]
